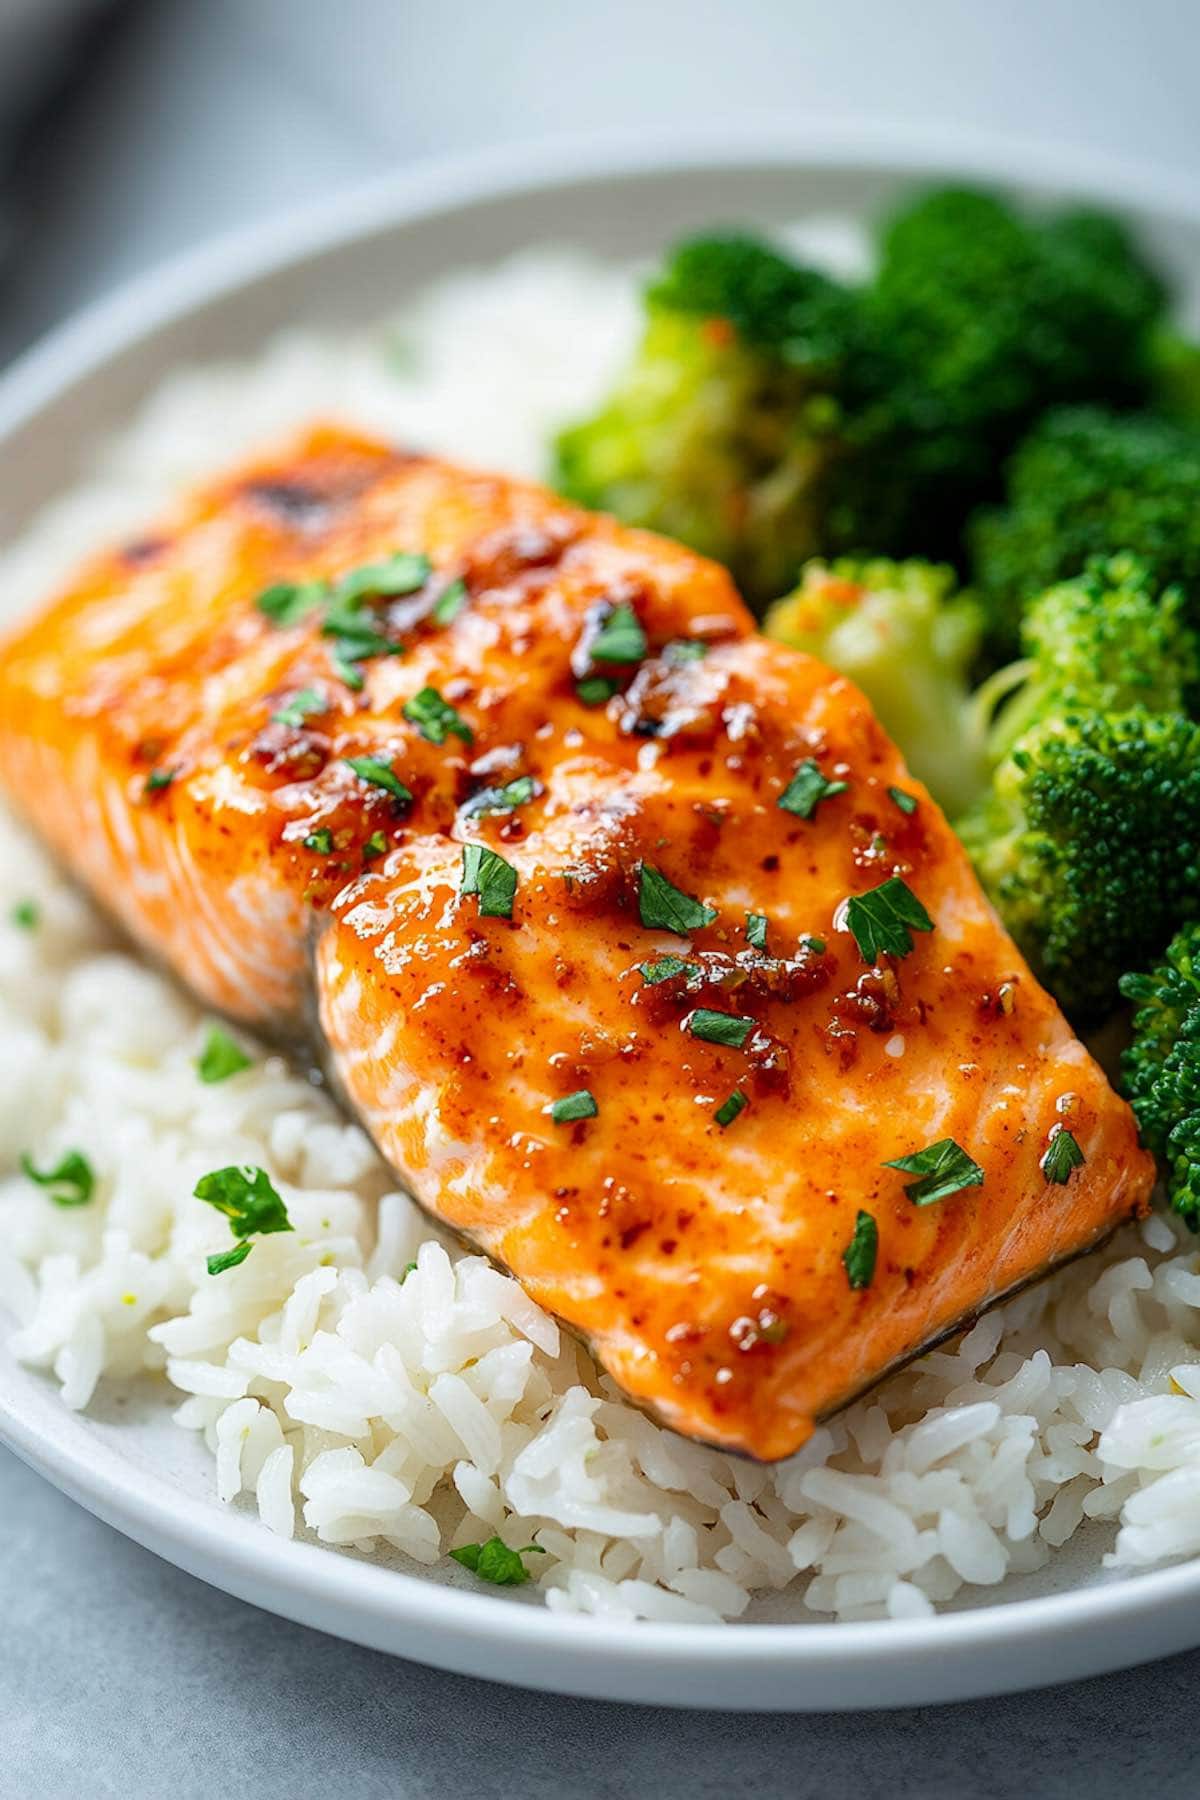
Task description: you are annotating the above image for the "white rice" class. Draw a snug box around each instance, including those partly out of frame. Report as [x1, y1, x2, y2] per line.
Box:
[4, 248, 1200, 1625]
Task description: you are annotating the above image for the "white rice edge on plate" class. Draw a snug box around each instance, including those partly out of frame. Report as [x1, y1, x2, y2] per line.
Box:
[3, 247, 1200, 1627]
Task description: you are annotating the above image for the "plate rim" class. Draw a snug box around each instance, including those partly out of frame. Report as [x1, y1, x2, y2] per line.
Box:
[4, 119, 1200, 1707]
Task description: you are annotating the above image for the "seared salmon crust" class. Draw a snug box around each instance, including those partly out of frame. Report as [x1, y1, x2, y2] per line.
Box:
[0, 424, 1154, 1459]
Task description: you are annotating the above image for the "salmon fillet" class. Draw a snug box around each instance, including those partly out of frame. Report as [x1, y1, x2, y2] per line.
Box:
[0, 423, 1155, 1460]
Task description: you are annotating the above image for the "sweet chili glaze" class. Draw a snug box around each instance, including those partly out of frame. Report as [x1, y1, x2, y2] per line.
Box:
[0, 424, 1154, 1460]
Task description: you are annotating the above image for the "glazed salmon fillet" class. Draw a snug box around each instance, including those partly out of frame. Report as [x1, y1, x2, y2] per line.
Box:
[0, 423, 1154, 1460]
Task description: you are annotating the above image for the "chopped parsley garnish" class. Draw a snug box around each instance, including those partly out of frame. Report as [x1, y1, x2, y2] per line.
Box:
[637, 954, 698, 985]
[714, 1090, 748, 1128]
[255, 580, 325, 626]
[803, 935, 827, 955]
[888, 786, 918, 816]
[10, 899, 38, 930]
[550, 1089, 598, 1124]
[1042, 1126, 1085, 1185]
[20, 1149, 94, 1208]
[342, 756, 413, 806]
[589, 603, 647, 665]
[663, 638, 708, 663]
[207, 1242, 253, 1275]
[431, 577, 468, 626]
[363, 830, 388, 862]
[746, 912, 769, 951]
[304, 828, 334, 854]
[688, 1009, 755, 1049]
[144, 768, 177, 795]
[637, 864, 717, 934]
[449, 1537, 545, 1586]
[194, 1163, 293, 1276]
[325, 618, 398, 662]
[333, 552, 430, 603]
[330, 644, 367, 690]
[400, 1259, 419, 1282]
[462, 775, 539, 817]
[843, 876, 933, 962]
[460, 844, 518, 919]
[843, 1210, 878, 1290]
[778, 759, 849, 819]
[403, 685, 473, 746]
[883, 1137, 984, 1207]
[272, 686, 327, 728]
[577, 675, 619, 706]
[196, 1026, 253, 1084]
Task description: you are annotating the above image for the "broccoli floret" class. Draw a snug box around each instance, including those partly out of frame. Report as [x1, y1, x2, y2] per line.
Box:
[957, 707, 1200, 1022]
[980, 555, 1199, 760]
[1120, 924, 1200, 1227]
[864, 191, 1164, 504]
[971, 407, 1200, 656]
[764, 558, 987, 814]
[554, 193, 1168, 607]
[554, 233, 863, 602]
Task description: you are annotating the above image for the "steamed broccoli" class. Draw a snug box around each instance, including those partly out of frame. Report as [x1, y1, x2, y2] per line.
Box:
[864, 191, 1165, 508]
[979, 554, 1199, 760]
[554, 190, 1168, 607]
[554, 234, 864, 601]
[971, 407, 1200, 656]
[957, 707, 1200, 1022]
[1120, 923, 1200, 1228]
[764, 558, 987, 815]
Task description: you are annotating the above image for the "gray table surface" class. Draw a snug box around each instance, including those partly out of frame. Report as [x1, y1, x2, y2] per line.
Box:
[5, 4, 1200, 1794]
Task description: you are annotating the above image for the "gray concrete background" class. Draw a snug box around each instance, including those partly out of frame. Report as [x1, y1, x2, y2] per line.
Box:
[3, 4, 1200, 1793]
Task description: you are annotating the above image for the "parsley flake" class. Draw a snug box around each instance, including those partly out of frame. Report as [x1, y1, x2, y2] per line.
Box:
[746, 912, 769, 951]
[461, 844, 518, 919]
[843, 876, 933, 962]
[343, 756, 413, 806]
[304, 828, 334, 854]
[403, 685, 473, 746]
[272, 686, 327, 728]
[778, 759, 849, 819]
[363, 830, 388, 862]
[10, 899, 38, 930]
[207, 1243, 253, 1276]
[843, 1210, 878, 1289]
[432, 578, 468, 626]
[688, 1009, 755, 1049]
[462, 776, 539, 817]
[638, 865, 717, 934]
[255, 580, 325, 626]
[144, 768, 177, 796]
[888, 786, 918, 816]
[663, 638, 708, 664]
[450, 1537, 545, 1586]
[330, 644, 367, 690]
[194, 1164, 293, 1276]
[334, 552, 430, 604]
[577, 675, 619, 706]
[883, 1138, 984, 1207]
[715, 1090, 748, 1128]
[589, 604, 647, 665]
[21, 1149, 94, 1208]
[637, 954, 698, 985]
[196, 1026, 253, 1084]
[550, 1089, 598, 1123]
[1041, 1126, 1085, 1185]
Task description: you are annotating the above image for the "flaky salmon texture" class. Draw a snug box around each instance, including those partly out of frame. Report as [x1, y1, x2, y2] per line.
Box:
[0, 423, 1155, 1461]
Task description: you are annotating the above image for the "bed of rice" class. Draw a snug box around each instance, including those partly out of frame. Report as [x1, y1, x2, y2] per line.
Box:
[5, 249, 1200, 1627]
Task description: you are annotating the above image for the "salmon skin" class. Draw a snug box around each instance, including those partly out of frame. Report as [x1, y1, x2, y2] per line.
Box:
[0, 423, 1155, 1461]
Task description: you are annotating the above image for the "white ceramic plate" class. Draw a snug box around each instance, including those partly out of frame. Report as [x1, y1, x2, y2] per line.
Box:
[4, 126, 1200, 1711]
